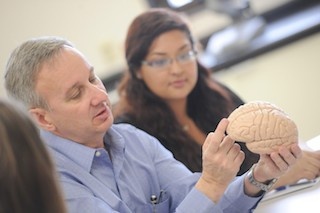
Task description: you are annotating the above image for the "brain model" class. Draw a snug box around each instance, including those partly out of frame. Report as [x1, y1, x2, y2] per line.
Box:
[226, 101, 298, 154]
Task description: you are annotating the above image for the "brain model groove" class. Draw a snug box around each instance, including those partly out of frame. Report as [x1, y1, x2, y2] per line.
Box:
[226, 101, 298, 154]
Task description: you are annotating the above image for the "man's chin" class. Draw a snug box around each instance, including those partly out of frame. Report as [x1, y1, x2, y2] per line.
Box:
[96, 116, 113, 132]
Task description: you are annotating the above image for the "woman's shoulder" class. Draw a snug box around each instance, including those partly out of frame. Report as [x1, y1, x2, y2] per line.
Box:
[113, 113, 133, 124]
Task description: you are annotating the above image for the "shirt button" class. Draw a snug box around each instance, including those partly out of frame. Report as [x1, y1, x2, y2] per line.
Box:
[95, 151, 101, 157]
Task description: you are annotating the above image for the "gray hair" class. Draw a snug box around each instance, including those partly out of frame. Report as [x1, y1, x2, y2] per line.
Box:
[4, 36, 73, 109]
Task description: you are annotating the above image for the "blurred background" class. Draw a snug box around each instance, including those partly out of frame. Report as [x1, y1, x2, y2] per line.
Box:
[1, 0, 319, 141]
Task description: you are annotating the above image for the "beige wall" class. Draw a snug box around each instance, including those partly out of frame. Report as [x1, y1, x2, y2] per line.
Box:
[214, 33, 320, 141]
[0, 0, 149, 97]
[0, 0, 291, 98]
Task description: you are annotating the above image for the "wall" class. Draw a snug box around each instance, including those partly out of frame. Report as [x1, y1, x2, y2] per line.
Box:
[214, 33, 320, 141]
[0, 0, 291, 98]
[0, 0, 149, 97]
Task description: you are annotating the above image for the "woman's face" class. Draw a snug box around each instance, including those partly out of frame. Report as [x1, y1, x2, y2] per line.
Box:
[138, 30, 198, 102]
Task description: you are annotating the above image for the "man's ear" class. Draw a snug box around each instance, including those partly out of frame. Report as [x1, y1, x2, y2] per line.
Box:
[29, 108, 56, 131]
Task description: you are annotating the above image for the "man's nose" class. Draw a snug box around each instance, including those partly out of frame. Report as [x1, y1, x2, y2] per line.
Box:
[90, 84, 108, 106]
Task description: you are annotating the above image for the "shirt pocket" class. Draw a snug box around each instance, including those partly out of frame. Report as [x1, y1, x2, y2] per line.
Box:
[138, 196, 170, 213]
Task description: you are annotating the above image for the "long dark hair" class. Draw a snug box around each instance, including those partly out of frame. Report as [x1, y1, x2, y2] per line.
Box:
[113, 8, 258, 173]
[0, 100, 67, 213]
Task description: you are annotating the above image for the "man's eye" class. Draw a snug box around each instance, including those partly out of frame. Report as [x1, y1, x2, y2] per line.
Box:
[70, 92, 81, 99]
[68, 88, 82, 100]
[89, 76, 97, 83]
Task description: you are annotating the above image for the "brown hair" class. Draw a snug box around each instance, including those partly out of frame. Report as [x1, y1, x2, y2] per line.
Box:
[125, 8, 194, 76]
[0, 99, 67, 213]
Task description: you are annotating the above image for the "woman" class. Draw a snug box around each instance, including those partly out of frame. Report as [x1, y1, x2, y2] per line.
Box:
[0, 99, 67, 213]
[113, 8, 320, 185]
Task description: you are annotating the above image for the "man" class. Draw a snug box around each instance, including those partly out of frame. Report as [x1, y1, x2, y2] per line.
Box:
[4, 36, 301, 212]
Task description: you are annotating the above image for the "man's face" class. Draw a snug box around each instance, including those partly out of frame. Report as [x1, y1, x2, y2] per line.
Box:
[34, 46, 113, 148]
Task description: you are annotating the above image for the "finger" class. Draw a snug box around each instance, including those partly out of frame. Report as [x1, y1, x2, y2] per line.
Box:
[301, 150, 320, 178]
[202, 133, 210, 152]
[214, 118, 229, 139]
[219, 135, 236, 153]
[290, 143, 302, 159]
[278, 146, 297, 166]
[235, 150, 245, 165]
[315, 150, 320, 159]
[227, 142, 242, 161]
[304, 170, 319, 180]
[259, 154, 276, 168]
[204, 118, 229, 153]
[270, 152, 289, 171]
[304, 150, 320, 167]
[203, 132, 220, 153]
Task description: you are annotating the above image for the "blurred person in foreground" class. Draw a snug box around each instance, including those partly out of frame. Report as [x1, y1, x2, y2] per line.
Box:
[0, 99, 67, 213]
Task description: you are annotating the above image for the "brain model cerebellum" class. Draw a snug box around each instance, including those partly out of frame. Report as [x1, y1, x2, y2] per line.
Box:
[226, 101, 298, 154]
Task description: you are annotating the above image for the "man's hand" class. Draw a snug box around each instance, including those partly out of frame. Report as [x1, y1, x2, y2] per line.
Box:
[244, 143, 302, 196]
[196, 118, 245, 202]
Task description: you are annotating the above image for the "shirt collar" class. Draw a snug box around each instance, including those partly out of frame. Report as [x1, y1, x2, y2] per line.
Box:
[104, 125, 126, 153]
[40, 125, 126, 172]
[40, 130, 97, 172]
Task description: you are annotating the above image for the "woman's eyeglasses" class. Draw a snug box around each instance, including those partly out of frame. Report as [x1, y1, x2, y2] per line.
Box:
[141, 50, 197, 70]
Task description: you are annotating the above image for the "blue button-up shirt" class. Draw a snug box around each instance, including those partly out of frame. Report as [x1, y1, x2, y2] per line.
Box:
[41, 123, 260, 212]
